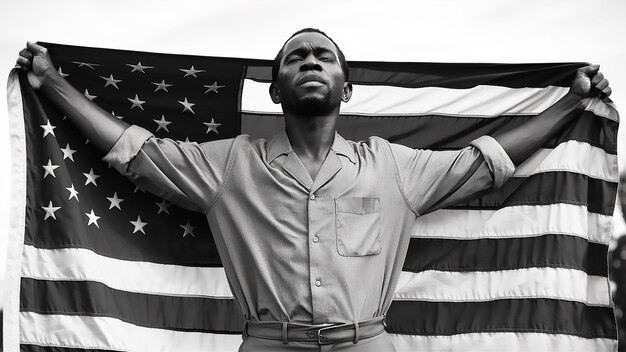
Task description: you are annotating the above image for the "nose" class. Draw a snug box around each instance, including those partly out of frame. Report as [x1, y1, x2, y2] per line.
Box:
[299, 53, 322, 72]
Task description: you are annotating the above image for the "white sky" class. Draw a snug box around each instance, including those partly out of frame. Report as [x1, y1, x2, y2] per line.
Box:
[1, 0, 625, 307]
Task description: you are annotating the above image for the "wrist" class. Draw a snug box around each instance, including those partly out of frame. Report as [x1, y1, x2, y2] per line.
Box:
[39, 66, 62, 89]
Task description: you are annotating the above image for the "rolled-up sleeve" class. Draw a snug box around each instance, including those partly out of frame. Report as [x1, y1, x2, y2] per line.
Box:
[389, 135, 515, 216]
[102, 125, 236, 213]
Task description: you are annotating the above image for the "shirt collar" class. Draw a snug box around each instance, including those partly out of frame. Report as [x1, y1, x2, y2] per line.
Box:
[267, 130, 357, 164]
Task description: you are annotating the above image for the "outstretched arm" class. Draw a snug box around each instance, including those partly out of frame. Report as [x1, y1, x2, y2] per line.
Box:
[16, 42, 233, 213]
[493, 65, 612, 165]
[16, 41, 129, 152]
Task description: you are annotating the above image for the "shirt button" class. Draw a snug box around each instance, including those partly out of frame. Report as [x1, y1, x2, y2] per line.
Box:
[309, 194, 316, 200]
[313, 236, 319, 243]
[315, 280, 322, 287]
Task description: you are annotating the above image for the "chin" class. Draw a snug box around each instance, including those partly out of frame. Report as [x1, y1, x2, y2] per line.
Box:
[295, 96, 332, 116]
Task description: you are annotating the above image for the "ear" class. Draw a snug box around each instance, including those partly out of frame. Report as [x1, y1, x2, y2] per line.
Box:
[341, 82, 353, 103]
[269, 83, 281, 104]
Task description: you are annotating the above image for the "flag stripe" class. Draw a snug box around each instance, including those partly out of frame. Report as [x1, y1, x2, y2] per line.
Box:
[242, 80, 570, 116]
[394, 269, 610, 306]
[20, 345, 119, 352]
[513, 141, 617, 182]
[245, 62, 584, 88]
[385, 299, 616, 338]
[20, 277, 614, 336]
[450, 172, 616, 215]
[19, 312, 243, 352]
[20, 278, 245, 333]
[242, 112, 617, 155]
[413, 204, 612, 244]
[21, 245, 233, 297]
[22, 244, 608, 302]
[404, 235, 608, 276]
[388, 332, 616, 352]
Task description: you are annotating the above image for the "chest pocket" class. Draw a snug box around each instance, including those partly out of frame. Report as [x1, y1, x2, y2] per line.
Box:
[335, 197, 381, 257]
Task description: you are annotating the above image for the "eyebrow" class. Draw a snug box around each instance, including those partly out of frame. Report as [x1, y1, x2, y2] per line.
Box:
[284, 45, 337, 59]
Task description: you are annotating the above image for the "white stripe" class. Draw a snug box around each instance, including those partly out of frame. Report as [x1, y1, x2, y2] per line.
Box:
[19, 312, 243, 352]
[24, 246, 610, 305]
[584, 97, 619, 122]
[414, 204, 613, 244]
[5, 71, 29, 352]
[390, 332, 616, 352]
[394, 268, 610, 306]
[21, 245, 234, 298]
[514, 140, 617, 182]
[242, 79, 569, 116]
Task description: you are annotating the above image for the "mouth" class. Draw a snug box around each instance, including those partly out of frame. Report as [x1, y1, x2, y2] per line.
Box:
[297, 75, 327, 86]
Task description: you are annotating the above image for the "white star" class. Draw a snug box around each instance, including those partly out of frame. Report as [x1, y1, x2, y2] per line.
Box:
[60, 143, 77, 161]
[42, 159, 60, 178]
[83, 168, 100, 186]
[128, 94, 146, 110]
[151, 79, 173, 92]
[107, 192, 125, 210]
[203, 118, 221, 134]
[84, 89, 97, 101]
[203, 81, 225, 94]
[178, 97, 195, 114]
[155, 199, 171, 215]
[126, 62, 154, 73]
[130, 216, 148, 234]
[100, 74, 122, 89]
[66, 184, 79, 201]
[111, 111, 124, 120]
[42, 201, 61, 220]
[40, 119, 56, 138]
[179, 220, 196, 238]
[154, 115, 172, 132]
[179, 66, 205, 78]
[72, 61, 100, 70]
[57, 67, 69, 78]
[85, 210, 101, 228]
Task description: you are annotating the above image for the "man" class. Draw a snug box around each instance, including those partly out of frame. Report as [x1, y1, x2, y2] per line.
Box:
[16, 28, 611, 351]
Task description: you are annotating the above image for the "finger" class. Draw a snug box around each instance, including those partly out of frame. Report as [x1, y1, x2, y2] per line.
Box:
[602, 86, 612, 98]
[591, 72, 604, 86]
[16, 56, 30, 70]
[577, 64, 600, 77]
[26, 41, 46, 55]
[18, 48, 33, 61]
[594, 78, 609, 91]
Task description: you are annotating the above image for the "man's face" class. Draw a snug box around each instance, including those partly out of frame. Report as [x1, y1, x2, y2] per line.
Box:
[272, 32, 349, 116]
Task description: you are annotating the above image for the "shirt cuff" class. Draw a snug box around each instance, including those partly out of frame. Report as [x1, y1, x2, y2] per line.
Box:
[469, 135, 515, 188]
[101, 125, 154, 175]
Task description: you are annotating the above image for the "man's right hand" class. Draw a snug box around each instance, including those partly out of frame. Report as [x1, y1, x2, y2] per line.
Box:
[16, 42, 58, 89]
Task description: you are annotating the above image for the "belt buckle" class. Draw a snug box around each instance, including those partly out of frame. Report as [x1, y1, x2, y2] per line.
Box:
[316, 324, 337, 345]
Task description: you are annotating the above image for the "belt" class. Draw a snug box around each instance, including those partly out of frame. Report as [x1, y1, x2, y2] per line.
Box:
[244, 316, 386, 345]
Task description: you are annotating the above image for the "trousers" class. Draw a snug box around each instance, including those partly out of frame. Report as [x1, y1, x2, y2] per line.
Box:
[238, 331, 396, 351]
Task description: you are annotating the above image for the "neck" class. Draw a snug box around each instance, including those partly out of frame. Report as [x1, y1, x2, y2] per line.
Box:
[284, 110, 338, 161]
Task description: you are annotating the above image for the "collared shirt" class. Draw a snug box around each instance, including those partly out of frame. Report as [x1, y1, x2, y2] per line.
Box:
[103, 125, 515, 324]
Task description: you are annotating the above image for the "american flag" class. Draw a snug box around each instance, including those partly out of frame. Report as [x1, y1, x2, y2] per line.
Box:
[5, 42, 619, 351]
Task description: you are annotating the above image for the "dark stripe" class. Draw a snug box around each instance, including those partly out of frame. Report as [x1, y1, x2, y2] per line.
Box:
[451, 172, 617, 216]
[21, 345, 121, 352]
[246, 62, 585, 88]
[41, 43, 585, 89]
[20, 278, 244, 333]
[403, 235, 609, 276]
[386, 299, 617, 338]
[242, 111, 618, 154]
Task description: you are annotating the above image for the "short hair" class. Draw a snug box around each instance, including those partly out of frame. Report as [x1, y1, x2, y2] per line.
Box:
[271, 28, 350, 82]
